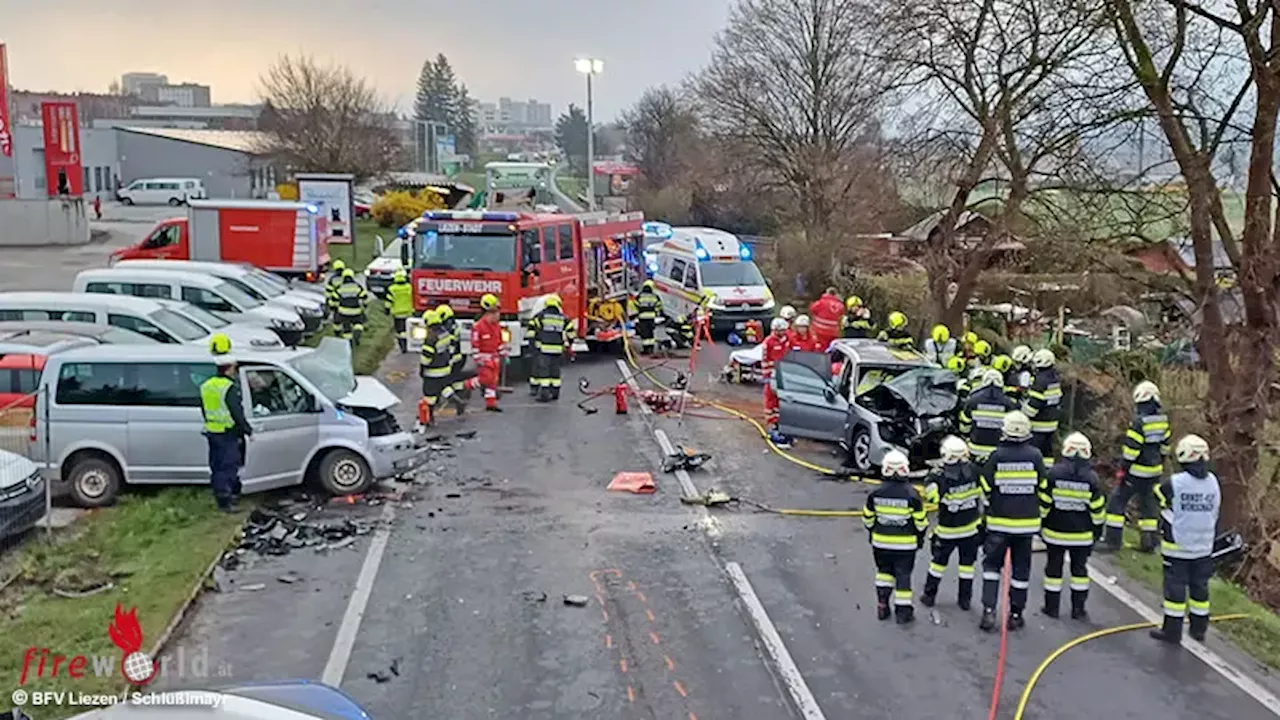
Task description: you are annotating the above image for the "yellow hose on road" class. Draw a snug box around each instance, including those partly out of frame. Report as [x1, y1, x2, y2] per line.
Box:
[1012, 613, 1251, 720]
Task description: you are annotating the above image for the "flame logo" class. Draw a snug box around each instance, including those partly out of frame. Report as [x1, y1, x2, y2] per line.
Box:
[108, 604, 143, 654]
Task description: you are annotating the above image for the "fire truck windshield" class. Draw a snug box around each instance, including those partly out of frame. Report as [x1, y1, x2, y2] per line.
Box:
[412, 231, 517, 272]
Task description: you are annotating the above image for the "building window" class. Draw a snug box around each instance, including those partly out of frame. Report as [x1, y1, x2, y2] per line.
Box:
[84, 167, 91, 192]
[94, 167, 104, 193]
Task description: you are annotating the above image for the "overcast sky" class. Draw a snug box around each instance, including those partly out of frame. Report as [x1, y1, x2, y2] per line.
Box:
[3, 0, 732, 120]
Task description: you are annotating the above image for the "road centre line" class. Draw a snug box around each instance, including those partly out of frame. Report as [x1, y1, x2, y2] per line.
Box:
[321, 502, 396, 687]
[1088, 566, 1280, 715]
[725, 562, 828, 720]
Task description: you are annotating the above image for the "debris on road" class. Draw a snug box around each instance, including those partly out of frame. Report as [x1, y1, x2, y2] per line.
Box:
[663, 446, 712, 473]
[521, 590, 548, 603]
[227, 508, 375, 563]
[277, 572, 302, 584]
[455, 430, 477, 439]
[608, 472, 656, 494]
[563, 594, 590, 607]
[324, 537, 357, 552]
[240, 583, 266, 592]
[366, 669, 392, 684]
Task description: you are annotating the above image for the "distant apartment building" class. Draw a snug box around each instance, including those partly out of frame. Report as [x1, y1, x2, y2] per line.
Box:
[473, 97, 553, 133]
[119, 72, 212, 107]
[121, 72, 168, 95]
[9, 90, 137, 125]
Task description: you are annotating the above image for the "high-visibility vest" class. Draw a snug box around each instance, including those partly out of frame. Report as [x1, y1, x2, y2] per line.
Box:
[386, 281, 414, 318]
[200, 376, 234, 433]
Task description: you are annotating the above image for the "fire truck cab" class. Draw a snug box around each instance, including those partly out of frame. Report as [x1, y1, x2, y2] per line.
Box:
[400, 209, 646, 356]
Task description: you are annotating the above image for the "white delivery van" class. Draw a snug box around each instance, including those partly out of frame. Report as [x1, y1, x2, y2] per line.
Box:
[112, 260, 326, 333]
[0, 292, 281, 349]
[649, 226, 775, 332]
[115, 178, 206, 206]
[73, 268, 307, 346]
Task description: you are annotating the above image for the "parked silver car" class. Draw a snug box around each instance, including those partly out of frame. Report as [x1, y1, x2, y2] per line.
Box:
[32, 338, 426, 507]
[773, 339, 960, 476]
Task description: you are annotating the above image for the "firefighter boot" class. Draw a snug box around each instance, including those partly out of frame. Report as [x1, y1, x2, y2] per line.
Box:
[896, 604, 915, 625]
[1099, 525, 1124, 553]
[980, 608, 998, 632]
[1071, 590, 1089, 621]
[957, 578, 973, 611]
[1189, 614, 1209, 642]
[920, 576, 939, 608]
[1139, 530, 1159, 554]
[1007, 610, 1026, 631]
[1150, 615, 1183, 644]
[1041, 589, 1061, 619]
[876, 587, 891, 621]
[397, 337, 407, 353]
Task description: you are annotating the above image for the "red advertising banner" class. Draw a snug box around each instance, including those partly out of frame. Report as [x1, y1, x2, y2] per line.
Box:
[0, 43, 12, 158]
[41, 101, 83, 197]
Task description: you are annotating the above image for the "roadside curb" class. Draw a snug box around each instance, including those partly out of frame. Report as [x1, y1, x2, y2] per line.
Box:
[145, 522, 244, 660]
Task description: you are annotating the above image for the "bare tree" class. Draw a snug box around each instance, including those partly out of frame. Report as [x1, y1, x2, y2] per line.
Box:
[883, 0, 1129, 329]
[255, 55, 406, 182]
[621, 86, 700, 191]
[1107, 0, 1280, 540]
[695, 0, 899, 239]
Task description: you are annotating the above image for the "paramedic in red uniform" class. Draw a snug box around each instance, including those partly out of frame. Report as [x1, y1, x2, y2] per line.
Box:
[761, 317, 792, 430]
[808, 287, 844, 349]
[790, 315, 825, 352]
[471, 293, 506, 412]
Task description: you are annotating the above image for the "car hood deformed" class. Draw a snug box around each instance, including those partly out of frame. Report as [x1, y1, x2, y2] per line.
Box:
[858, 367, 959, 417]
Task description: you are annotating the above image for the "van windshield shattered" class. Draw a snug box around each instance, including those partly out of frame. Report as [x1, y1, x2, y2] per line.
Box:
[287, 337, 355, 402]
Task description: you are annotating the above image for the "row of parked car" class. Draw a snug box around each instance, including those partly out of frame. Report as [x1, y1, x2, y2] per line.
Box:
[0, 259, 426, 542]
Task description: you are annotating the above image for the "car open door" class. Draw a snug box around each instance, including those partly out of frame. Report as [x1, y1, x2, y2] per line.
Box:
[775, 351, 847, 442]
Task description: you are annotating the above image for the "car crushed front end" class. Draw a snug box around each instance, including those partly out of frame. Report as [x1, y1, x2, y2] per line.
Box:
[846, 367, 959, 476]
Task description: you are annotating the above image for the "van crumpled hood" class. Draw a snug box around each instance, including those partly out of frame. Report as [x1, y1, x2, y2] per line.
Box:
[338, 376, 400, 411]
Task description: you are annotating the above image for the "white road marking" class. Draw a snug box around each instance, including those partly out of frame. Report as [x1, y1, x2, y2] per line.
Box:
[614, 359, 650, 415]
[321, 502, 396, 687]
[654, 428, 701, 500]
[1089, 566, 1280, 715]
[726, 562, 828, 720]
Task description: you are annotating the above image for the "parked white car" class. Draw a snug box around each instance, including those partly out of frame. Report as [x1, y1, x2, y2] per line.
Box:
[0, 448, 46, 541]
[114, 177, 206, 206]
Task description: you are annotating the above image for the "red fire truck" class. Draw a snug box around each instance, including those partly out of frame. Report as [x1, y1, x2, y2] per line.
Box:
[400, 209, 646, 355]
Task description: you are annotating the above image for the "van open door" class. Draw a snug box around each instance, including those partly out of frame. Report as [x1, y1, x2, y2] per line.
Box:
[775, 351, 848, 442]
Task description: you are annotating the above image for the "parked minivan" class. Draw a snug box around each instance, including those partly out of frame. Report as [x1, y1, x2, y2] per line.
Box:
[73, 268, 307, 345]
[112, 260, 326, 333]
[115, 178, 206, 206]
[32, 339, 425, 506]
[0, 292, 281, 350]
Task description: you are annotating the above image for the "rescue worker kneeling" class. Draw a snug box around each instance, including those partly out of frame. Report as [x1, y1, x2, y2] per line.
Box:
[922, 436, 982, 610]
[419, 308, 464, 425]
[529, 294, 569, 402]
[1151, 434, 1220, 644]
[979, 411, 1047, 632]
[334, 268, 369, 344]
[671, 315, 695, 349]
[862, 450, 928, 624]
[1037, 432, 1106, 620]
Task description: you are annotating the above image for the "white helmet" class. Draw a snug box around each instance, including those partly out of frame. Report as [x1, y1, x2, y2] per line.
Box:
[940, 435, 969, 464]
[1032, 349, 1055, 368]
[1011, 345, 1033, 364]
[770, 317, 789, 333]
[1002, 411, 1032, 439]
[1176, 434, 1210, 463]
[881, 449, 911, 478]
[1133, 381, 1160, 404]
[779, 305, 797, 321]
[794, 314, 811, 328]
[982, 368, 1004, 388]
[1060, 432, 1092, 459]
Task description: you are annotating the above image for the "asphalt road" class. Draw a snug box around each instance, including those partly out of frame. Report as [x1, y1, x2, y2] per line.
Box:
[159, 339, 1280, 719]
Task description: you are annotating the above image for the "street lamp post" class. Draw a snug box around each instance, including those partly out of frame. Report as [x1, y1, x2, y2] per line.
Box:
[574, 58, 603, 212]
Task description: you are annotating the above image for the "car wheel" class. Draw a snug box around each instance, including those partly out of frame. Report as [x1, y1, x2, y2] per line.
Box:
[67, 454, 121, 508]
[168, 197, 183, 206]
[317, 448, 372, 496]
[121, 197, 134, 206]
[847, 427, 873, 475]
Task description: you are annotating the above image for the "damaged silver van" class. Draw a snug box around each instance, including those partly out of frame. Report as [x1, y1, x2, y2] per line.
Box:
[31, 338, 426, 506]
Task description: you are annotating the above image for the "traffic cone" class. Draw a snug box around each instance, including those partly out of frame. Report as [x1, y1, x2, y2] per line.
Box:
[614, 383, 629, 414]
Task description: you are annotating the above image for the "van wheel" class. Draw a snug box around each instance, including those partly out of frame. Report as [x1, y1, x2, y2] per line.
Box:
[67, 455, 121, 508]
[846, 427, 873, 475]
[120, 197, 134, 206]
[168, 197, 183, 206]
[317, 449, 372, 496]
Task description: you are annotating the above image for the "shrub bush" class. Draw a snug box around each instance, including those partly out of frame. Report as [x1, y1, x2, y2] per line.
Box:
[371, 189, 446, 228]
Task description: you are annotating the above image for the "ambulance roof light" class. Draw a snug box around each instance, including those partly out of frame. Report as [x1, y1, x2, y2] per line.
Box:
[305, 204, 319, 214]
[644, 221, 673, 239]
[694, 239, 710, 262]
[739, 244, 753, 260]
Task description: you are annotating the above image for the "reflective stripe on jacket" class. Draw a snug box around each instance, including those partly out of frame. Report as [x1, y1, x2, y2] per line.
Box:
[979, 439, 1046, 534]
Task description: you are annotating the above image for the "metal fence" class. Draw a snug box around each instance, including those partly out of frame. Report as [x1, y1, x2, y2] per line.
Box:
[0, 387, 52, 549]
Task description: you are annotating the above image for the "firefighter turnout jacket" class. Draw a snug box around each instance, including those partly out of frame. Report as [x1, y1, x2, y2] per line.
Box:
[877, 326, 915, 350]
[862, 481, 929, 550]
[419, 327, 452, 391]
[335, 280, 368, 320]
[1155, 466, 1221, 559]
[924, 462, 983, 540]
[959, 386, 1018, 458]
[1121, 400, 1172, 480]
[979, 438, 1046, 535]
[1037, 457, 1106, 546]
[636, 289, 662, 321]
[1023, 367, 1063, 435]
[385, 279, 414, 319]
[530, 306, 567, 354]
[841, 312, 874, 338]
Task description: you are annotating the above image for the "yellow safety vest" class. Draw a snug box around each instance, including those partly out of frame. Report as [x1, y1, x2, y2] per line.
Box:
[200, 376, 234, 433]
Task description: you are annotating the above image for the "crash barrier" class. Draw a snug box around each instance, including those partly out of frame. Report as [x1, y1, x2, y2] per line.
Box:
[0, 388, 52, 545]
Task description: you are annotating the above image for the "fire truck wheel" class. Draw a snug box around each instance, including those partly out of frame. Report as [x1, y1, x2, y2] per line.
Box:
[317, 449, 372, 496]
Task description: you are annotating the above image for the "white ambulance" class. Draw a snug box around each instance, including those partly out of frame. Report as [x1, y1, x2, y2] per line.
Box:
[648, 227, 776, 332]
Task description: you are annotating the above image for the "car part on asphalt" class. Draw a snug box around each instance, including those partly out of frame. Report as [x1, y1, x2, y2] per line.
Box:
[662, 446, 712, 473]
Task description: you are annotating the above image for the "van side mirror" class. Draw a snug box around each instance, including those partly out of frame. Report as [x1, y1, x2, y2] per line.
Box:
[375, 235, 385, 256]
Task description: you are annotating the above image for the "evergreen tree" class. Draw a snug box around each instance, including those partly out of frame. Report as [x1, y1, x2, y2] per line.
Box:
[414, 54, 457, 124]
[451, 83, 477, 157]
[555, 105, 589, 174]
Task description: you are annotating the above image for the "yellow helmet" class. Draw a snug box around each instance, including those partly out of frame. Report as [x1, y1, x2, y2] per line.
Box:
[209, 333, 232, 355]
[888, 311, 907, 329]
[393, 268, 407, 283]
[963, 331, 979, 346]
[930, 324, 950, 344]
[845, 295, 863, 309]
[480, 293, 500, 310]
[545, 294, 563, 309]
[945, 356, 966, 373]
[973, 339, 992, 357]
[642, 279, 656, 291]
[341, 268, 355, 279]
[992, 354, 1013, 372]
[437, 304, 455, 320]
[332, 259, 346, 271]
[423, 308, 442, 325]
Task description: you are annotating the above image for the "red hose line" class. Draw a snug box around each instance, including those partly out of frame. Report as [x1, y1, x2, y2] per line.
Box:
[988, 548, 1012, 720]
